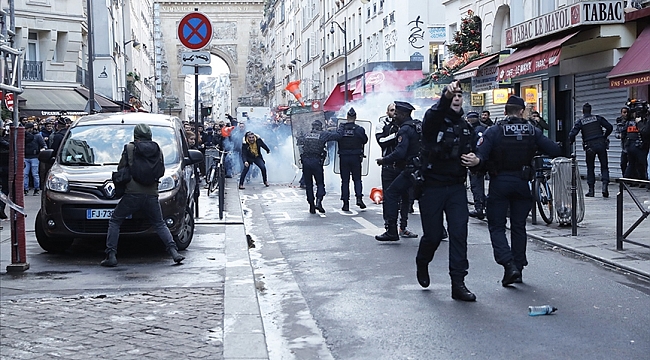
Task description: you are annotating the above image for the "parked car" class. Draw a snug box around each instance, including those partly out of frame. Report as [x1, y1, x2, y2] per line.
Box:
[36, 112, 203, 253]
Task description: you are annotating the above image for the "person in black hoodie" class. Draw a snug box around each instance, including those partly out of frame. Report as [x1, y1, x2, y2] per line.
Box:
[239, 131, 270, 189]
[23, 122, 46, 195]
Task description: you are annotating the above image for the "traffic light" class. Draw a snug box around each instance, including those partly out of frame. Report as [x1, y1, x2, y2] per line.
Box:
[201, 106, 212, 117]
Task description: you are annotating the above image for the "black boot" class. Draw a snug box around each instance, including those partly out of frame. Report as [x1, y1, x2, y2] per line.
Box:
[375, 226, 399, 241]
[501, 262, 521, 287]
[342, 200, 349, 211]
[169, 247, 185, 264]
[416, 262, 430, 288]
[585, 185, 595, 197]
[469, 209, 485, 220]
[451, 280, 476, 301]
[356, 197, 366, 209]
[315, 198, 325, 213]
[100, 251, 118, 267]
[513, 268, 523, 284]
[602, 182, 609, 198]
[309, 201, 316, 214]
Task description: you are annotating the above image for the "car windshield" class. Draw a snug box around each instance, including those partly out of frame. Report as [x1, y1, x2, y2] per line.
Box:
[59, 124, 180, 166]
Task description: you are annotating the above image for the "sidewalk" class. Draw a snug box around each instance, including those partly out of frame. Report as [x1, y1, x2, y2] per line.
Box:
[474, 178, 650, 280]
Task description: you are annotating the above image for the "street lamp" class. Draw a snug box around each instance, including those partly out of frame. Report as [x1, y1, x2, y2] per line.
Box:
[330, 19, 348, 104]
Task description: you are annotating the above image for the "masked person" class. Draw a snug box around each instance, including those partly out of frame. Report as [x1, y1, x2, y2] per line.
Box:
[376, 103, 417, 237]
[569, 103, 613, 197]
[336, 107, 368, 211]
[239, 131, 270, 189]
[298, 120, 341, 213]
[464, 95, 561, 287]
[375, 101, 421, 241]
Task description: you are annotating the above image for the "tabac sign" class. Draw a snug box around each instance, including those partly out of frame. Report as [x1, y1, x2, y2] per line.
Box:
[505, 1, 624, 47]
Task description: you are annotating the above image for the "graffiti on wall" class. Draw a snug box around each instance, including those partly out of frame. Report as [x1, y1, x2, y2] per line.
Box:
[408, 16, 425, 49]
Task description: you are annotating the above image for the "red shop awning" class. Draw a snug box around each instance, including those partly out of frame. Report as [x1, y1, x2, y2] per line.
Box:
[497, 31, 579, 81]
[323, 83, 348, 112]
[364, 70, 423, 93]
[607, 26, 650, 88]
[453, 54, 500, 80]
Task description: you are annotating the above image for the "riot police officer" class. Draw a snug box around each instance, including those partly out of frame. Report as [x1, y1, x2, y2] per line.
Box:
[414, 81, 476, 301]
[622, 99, 650, 180]
[337, 107, 368, 211]
[464, 95, 561, 287]
[376, 103, 418, 238]
[615, 107, 631, 175]
[375, 101, 421, 242]
[466, 111, 487, 219]
[568, 103, 613, 197]
[298, 120, 341, 213]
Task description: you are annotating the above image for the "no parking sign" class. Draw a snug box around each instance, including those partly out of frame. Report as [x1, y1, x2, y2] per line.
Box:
[177, 12, 213, 50]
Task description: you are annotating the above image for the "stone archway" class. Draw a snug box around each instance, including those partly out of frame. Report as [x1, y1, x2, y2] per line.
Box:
[492, 5, 511, 53]
[157, 1, 265, 120]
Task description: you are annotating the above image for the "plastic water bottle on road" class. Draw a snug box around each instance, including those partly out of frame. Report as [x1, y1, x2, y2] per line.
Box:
[528, 305, 557, 316]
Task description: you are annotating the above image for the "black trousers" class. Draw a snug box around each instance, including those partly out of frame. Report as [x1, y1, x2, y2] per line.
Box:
[339, 154, 363, 200]
[381, 166, 410, 229]
[302, 157, 325, 203]
[585, 142, 609, 186]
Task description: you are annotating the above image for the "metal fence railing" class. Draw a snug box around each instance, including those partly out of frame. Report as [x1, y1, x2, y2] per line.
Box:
[616, 178, 650, 250]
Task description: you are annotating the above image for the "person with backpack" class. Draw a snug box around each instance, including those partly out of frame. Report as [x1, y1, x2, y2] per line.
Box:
[101, 123, 185, 267]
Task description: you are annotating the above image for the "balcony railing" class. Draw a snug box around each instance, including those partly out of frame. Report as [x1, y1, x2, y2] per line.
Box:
[22, 61, 43, 81]
[76, 65, 89, 88]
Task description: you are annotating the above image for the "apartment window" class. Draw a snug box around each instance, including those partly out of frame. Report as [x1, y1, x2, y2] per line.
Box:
[373, 2, 377, 15]
[27, 32, 38, 61]
[52, 31, 67, 63]
[367, 8, 371, 20]
[389, 12, 395, 23]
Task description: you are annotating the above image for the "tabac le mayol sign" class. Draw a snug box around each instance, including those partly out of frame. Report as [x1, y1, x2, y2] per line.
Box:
[505, 0, 624, 47]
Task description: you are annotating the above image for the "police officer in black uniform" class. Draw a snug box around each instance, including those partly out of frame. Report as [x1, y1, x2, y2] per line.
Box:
[568, 103, 613, 197]
[621, 99, 650, 180]
[413, 81, 475, 301]
[337, 107, 368, 211]
[376, 103, 418, 238]
[375, 101, 421, 241]
[615, 107, 631, 175]
[464, 95, 561, 287]
[299, 120, 341, 214]
[48, 116, 69, 155]
[466, 111, 487, 219]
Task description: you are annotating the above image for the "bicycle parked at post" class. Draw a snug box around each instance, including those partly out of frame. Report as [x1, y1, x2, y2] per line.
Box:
[532, 155, 554, 224]
[205, 147, 226, 219]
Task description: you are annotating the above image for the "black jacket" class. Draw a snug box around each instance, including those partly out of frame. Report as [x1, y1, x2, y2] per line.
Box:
[241, 135, 270, 163]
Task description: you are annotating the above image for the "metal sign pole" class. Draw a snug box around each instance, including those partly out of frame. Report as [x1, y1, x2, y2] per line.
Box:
[194, 64, 200, 218]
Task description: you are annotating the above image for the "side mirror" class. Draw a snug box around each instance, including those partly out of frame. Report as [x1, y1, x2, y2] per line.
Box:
[185, 149, 204, 165]
[38, 149, 55, 163]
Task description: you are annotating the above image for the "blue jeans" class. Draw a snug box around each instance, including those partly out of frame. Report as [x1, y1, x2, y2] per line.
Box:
[105, 193, 177, 254]
[24, 157, 40, 190]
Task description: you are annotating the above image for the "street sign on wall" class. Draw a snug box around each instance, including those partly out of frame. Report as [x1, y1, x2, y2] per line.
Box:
[177, 12, 213, 50]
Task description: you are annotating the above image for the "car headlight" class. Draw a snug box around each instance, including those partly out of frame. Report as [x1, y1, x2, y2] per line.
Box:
[158, 173, 179, 192]
[47, 174, 69, 193]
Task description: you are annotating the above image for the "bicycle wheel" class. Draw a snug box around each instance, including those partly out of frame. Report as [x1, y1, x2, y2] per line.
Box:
[535, 178, 554, 224]
[218, 164, 225, 219]
[207, 166, 217, 196]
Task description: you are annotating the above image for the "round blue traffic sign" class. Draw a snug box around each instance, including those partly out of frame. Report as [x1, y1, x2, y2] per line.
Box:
[178, 12, 213, 50]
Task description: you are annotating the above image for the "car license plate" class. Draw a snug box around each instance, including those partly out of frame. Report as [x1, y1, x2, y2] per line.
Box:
[87, 209, 115, 219]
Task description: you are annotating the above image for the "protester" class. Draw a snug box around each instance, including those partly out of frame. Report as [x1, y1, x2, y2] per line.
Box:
[101, 123, 185, 267]
[239, 131, 270, 189]
[23, 122, 46, 196]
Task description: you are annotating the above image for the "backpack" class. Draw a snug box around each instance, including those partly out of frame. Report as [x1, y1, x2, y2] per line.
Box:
[128, 140, 165, 185]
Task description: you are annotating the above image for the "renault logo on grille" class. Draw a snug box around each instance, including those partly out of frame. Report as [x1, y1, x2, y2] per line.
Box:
[104, 182, 116, 198]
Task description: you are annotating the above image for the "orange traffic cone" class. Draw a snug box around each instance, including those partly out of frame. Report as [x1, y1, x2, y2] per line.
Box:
[370, 187, 383, 204]
[285, 80, 305, 106]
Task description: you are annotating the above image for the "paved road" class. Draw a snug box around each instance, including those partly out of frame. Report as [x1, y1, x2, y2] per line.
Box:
[242, 184, 650, 359]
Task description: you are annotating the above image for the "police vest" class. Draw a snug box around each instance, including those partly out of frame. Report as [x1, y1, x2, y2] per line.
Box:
[338, 123, 364, 153]
[580, 115, 604, 142]
[402, 119, 422, 161]
[420, 116, 472, 178]
[489, 120, 537, 172]
[301, 132, 325, 157]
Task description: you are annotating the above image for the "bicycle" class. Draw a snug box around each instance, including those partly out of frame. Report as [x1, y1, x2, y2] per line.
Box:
[205, 147, 226, 219]
[532, 155, 554, 224]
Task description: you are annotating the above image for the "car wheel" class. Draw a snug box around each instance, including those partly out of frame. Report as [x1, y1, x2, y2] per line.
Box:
[35, 210, 73, 253]
[173, 206, 194, 250]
